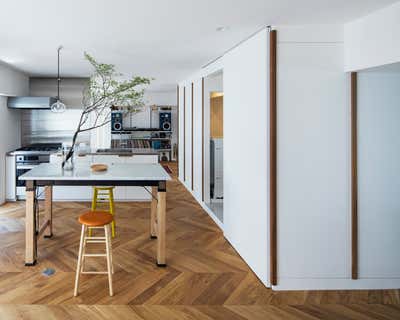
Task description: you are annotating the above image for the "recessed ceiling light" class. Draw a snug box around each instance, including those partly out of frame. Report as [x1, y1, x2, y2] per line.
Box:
[216, 26, 230, 32]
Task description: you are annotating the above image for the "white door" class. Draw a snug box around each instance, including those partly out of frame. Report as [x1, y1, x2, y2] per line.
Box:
[223, 29, 270, 287]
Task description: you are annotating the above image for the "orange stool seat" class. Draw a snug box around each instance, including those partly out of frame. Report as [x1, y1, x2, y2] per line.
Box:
[79, 211, 113, 227]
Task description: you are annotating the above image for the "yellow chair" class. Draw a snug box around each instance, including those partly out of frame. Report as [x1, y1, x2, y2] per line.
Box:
[90, 187, 116, 237]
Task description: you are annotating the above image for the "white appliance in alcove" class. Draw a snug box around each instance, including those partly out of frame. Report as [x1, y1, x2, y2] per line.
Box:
[211, 138, 223, 200]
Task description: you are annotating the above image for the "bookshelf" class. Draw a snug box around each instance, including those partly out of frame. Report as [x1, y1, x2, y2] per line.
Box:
[111, 106, 174, 161]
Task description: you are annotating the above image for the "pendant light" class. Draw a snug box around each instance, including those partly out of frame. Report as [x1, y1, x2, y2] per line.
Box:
[51, 46, 67, 113]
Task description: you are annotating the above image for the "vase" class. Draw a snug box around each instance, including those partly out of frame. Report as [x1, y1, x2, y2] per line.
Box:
[62, 148, 75, 171]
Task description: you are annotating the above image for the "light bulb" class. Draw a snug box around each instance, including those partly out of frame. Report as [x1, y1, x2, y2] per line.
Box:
[51, 100, 66, 113]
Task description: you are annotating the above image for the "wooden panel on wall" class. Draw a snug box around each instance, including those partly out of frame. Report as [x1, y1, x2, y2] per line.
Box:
[270, 29, 277, 286]
[210, 96, 223, 139]
[351, 72, 358, 280]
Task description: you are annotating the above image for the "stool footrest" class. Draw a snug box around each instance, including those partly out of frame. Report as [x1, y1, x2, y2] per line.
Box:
[83, 254, 107, 257]
[85, 236, 106, 240]
[86, 240, 106, 244]
[81, 271, 108, 274]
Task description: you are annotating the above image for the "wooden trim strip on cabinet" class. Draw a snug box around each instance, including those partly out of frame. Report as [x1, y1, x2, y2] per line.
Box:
[202, 78, 205, 201]
[177, 85, 179, 177]
[269, 29, 278, 286]
[191, 82, 194, 191]
[351, 72, 358, 280]
[183, 87, 186, 181]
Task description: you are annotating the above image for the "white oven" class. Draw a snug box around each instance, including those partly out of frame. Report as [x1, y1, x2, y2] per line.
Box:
[16, 156, 48, 199]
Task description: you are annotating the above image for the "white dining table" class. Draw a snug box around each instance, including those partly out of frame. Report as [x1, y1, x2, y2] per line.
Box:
[19, 163, 171, 267]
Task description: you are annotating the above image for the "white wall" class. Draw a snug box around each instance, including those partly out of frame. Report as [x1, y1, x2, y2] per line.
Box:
[144, 90, 176, 106]
[0, 61, 29, 97]
[275, 25, 400, 290]
[276, 26, 350, 289]
[0, 62, 29, 204]
[344, 2, 400, 71]
[358, 69, 400, 279]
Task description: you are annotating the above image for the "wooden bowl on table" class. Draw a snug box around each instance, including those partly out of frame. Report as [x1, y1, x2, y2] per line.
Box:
[91, 164, 108, 172]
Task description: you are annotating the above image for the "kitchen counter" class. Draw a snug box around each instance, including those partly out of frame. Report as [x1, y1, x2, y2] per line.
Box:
[8, 148, 159, 156]
[78, 148, 159, 156]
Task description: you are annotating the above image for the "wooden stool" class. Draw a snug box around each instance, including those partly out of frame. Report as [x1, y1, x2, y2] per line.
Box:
[90, 187, 116, 237]
[74, 210, 114, 297]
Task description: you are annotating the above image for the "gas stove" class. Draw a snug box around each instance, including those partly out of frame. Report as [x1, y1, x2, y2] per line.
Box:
[13, 143, 62, 200]
[13, 143, 62, 156]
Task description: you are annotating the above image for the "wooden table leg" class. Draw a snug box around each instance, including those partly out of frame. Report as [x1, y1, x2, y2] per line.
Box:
[25, 185, 37, 266]
[150, 186, 157, 239]
[156, 189, 166, 267]
[44, 186, 53, 238]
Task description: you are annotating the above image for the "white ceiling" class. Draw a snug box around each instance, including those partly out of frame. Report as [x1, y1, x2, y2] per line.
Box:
[362, 62, 400, 73]
[0, 0, 397, 90]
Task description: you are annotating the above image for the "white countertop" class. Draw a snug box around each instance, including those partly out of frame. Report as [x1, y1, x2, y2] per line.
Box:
[19, 163, 171, 181]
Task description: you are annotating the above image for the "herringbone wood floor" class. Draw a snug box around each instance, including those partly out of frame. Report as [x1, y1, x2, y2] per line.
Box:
[0, 163, 399, 319]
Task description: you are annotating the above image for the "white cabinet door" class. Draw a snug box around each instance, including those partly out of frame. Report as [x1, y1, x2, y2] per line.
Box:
[124, 155, 158, 164]
[5, 155, 16, 201]
[92, 155, 125, 199]
[92, 155, 124, 165]
[75, 154, 92, 164]
[53, 186, 93, 201]
[51, 153, 93, 201]
[49, 153, 63, 164]
[125, 155, 158, 201]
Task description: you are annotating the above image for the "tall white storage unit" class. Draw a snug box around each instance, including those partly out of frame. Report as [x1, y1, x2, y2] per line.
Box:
[223, 29, 270, 287]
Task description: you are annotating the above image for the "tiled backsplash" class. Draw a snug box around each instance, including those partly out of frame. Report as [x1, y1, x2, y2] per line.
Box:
[21, 109, 90, 146]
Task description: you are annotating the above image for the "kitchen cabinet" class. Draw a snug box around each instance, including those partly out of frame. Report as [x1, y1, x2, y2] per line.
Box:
[50, 154, 93, 201]
[124, 154, 158, 200]
[5, 155, 16, 201]
[92, 155, 125, 200]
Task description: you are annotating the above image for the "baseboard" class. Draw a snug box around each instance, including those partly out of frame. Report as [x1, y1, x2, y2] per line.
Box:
[274, 278, 400, 291]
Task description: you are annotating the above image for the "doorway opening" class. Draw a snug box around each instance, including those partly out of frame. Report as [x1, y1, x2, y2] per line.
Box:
[204, 71, 223, 223]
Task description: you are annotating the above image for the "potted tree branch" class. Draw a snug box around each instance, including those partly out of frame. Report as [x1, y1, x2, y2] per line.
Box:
[62, 53, 151, 170]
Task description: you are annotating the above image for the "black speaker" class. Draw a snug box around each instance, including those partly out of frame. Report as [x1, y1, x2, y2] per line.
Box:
[159, 112, 171, 131]
[111, 112, 123, 131]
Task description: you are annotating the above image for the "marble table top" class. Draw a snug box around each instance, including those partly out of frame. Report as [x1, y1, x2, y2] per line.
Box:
[19, 163, 171, 181]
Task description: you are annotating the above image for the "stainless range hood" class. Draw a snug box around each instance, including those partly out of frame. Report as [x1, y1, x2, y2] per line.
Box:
[7, 96, 57, 109]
